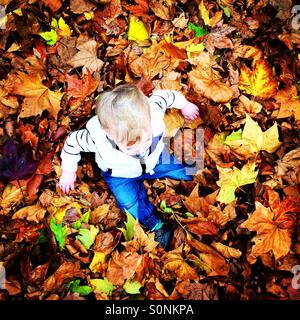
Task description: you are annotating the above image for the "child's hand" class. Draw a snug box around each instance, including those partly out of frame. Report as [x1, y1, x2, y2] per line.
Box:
[58, 170, 77, 194]
[181, 101, 199, 121]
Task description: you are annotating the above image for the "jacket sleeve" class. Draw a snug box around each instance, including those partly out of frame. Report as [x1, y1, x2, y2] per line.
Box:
[60, 128, 96, 172]
[148, 90, 188, 113]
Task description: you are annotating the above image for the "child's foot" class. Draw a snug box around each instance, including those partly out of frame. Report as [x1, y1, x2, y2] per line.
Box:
[154, 223, 173, 250]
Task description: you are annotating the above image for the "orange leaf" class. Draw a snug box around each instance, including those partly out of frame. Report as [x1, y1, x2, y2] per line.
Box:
[13, 73, 64, 119]
[163, 245, 199, 281]
[42, 0, 62, 12]
[66, 69, 99, 99]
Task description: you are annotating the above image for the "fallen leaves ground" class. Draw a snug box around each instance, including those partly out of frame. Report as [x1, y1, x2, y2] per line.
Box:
[0, 0, 300, 300]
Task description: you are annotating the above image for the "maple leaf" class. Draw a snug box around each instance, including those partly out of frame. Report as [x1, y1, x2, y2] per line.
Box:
[224, 113, 282, 158]
[163, 244, 199, 281]
[216, 161, 258, 204]
[123, 280, 142, 294]
[68, 40, 104, 73]
[233, 94, 262, 117]
[188, 52, 234, 103]
[106, 251, 142, 286]
[238, 59, 278, 99]
[66, 69, 99, 99]
[241, 200, 295, 261]
[13, 72, 64, 119]
[90, 277, 115, 296]
[76, 225, 99, 250]
[271, 85, 300, 121]
[0, 137, 39, 183]
[128, 44, 171, 79]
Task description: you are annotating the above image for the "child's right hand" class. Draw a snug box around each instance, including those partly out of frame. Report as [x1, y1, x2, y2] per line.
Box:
[58, 170, 77, 194]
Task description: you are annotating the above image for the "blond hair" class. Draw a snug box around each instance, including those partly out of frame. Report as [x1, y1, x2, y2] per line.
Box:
[96, 84, 151, 145]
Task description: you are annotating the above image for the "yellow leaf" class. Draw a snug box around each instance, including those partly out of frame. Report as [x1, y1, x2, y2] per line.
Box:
[239, 59, 278, 99]
[199, 0, 210, 26]
[225, 113, 281, 156]
[216, 161, 258, 204]
[241, 201, 292, 260]
[12, 203, 46, 223]
[57, 17, 72, 37]
[211, 241, 242, 259]
[89, 252, 107, 273]
[163, 109, 185, 137]
[128, 15, 149, 42]
[163, 245, 199, 281]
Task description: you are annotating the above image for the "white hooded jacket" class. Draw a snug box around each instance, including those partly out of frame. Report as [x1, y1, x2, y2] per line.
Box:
[60, 90, 187, 178]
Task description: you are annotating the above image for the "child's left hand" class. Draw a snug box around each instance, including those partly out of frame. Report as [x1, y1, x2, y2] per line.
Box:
[181, 101, 199, 121]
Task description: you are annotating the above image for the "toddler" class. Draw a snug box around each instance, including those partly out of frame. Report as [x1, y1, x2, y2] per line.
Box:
[59, 84, 199, 249]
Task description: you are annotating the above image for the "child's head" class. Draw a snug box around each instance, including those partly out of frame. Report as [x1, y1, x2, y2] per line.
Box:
[96, 84, 152, 155]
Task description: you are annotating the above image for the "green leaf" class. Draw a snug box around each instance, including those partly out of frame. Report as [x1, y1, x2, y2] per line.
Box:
[225, 129, 243, 141]
[50, 217, 68, 250]
[219, 4, 231, 18]
[66, 280, 93, 296]
[76, 225, 99, 249]
[160, 200, 173, 214]
[123, 280, 142, 294]
[39, 29, 57, 45]
[117, 210, 135, 241]
[188, 22, 208, 37]
[90, 278, 115, 296]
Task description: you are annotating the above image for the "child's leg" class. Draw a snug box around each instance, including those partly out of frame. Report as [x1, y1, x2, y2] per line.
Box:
[101, 172, 162, 230]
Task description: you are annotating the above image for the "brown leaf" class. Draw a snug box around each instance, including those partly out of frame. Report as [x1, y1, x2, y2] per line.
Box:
[43, 261, 84, 292]
[106, 251, 142, 286]
[12, 203, 46, 223]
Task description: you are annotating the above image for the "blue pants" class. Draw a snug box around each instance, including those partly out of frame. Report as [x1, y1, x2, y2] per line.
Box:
[100, 148, 194, 230]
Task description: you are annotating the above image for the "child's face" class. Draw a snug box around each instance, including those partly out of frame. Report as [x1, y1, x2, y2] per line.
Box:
[106, 126, 152, 156]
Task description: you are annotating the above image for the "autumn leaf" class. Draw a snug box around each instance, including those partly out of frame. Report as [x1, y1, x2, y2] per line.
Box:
[90, 277, 115, 296]
[42, 0, 62, 12]
[123, 279, 142, 294]
[76, 225, 99, 250]
[106, 251, 142, 286]
[238, 59, 278, 99]
[89, 252, 107, 273]
[127, 15, 149, 42]
[211, 241, 242, 259]
[199, 0, 223, 27]
[13, 72, 64, 119]
[122, 222, 158, 252]
[216, 161, 259, 204]
[241, 201, 295, 260]
[68, 40, 104, 73]
[163, 245, 199, 281]
[188, 52, 234, 103]
[271, 85, 300, 121]
[66, 69, 99, 99]
[66, 279, 93, 296]
[123, 0, 149, 17]
[43, 261, 84, 292]
[187, 237, 230, 276]
[224, 113, 282, 157]
[12, 203, 47, 223]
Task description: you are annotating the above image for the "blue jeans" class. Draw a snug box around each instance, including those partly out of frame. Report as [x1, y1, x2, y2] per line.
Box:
[99, 148, 194, 231]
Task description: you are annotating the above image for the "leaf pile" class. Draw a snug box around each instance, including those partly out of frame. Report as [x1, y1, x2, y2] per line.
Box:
[0, 0, 300, 300]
